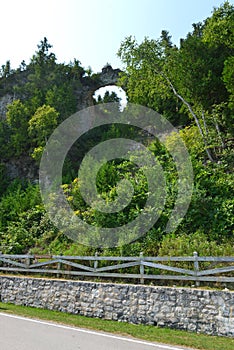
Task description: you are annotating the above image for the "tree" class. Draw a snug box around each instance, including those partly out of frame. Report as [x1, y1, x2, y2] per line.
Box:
[28, 105, 59, 161]
[45, 83, 77, 121]
[117, 35, 216, 161]
[16, 39, 84, 114]
[223, 56, 234, 117]
[30, 37, 56, 66]
[0, 60, 14, 78]
[69, 58, 85, 80]
[0, 121, 11, 158]
[117, 3, 234, 162]
[24, 38, 58, 107]
[3, 60, 12, 77]
[202, 1, 234, 135]
[96, 90, 120, 104]
[6, 100, 30, 156]
[203, 1, 234, 49]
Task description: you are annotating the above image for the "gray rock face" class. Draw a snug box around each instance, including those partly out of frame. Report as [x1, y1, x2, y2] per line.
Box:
[0, 65, 122, 180]
[0, 65, 121, 119]
[99, 65, 121, 86]
[1, 276, 234, 337]
[0, 94, 14, 119]
[3, 156, 38, 180]
[76, 65, 121, 111]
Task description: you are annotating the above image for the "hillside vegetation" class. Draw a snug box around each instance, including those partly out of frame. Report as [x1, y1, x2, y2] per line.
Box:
[0, 2, 233, 257]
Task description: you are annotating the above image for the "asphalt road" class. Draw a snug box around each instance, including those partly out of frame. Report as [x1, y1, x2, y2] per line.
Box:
[0, 313, 190, 350]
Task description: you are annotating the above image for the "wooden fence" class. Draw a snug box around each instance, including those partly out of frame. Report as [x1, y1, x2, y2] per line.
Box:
[0, 252, 234, 285]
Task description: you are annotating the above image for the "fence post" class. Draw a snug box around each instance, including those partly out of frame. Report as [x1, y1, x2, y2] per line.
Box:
[57, 254, 62, 278]
[94, 252, 98, 272]
[193, 251, 200, 287]
[140, 252, 144, 284]
[25, 255, 31, 269]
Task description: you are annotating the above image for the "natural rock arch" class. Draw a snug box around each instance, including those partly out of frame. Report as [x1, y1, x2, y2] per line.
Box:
[0, 65, 122, 119]
[0, 65, 123, 180]
[76, 65, 122, 111]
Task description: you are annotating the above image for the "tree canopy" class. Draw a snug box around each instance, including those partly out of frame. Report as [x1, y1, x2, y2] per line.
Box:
[0, 3, 233, 259]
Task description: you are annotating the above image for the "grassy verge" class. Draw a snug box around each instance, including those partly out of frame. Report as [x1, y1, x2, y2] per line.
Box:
[0, 302, 233, 350]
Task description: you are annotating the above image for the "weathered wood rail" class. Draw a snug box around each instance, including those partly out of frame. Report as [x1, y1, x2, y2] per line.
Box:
[1, 252, 234, 285]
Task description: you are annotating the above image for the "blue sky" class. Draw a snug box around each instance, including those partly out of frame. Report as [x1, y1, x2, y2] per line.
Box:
[0, 0, 232, 73]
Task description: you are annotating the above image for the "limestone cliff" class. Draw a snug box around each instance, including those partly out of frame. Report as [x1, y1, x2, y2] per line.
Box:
[0, 65, 121, 119]
[0, 65, 121, 181]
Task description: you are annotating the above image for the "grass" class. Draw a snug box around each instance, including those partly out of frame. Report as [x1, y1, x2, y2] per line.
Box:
[0, 302, 234, 349]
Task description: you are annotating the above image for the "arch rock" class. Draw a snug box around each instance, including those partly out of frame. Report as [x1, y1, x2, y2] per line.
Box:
[76, 65, 122, 111]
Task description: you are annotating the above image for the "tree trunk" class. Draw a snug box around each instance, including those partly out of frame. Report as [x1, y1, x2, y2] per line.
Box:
[162, 74, 215, 162]
[201, 110, 209, 136]
[214, 118, 226, 149]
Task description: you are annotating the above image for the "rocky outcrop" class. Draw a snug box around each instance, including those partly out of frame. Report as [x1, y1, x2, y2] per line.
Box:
[76, 65, 122, 111]
[0, 65, 122, 118]
[0, 94, 14, 119]
[99, 65, 121, 86]
[0, 65, 122, 180]
[3, 156, 38, 181]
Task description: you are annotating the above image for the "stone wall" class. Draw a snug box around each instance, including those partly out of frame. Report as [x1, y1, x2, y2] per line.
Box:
[0, 276, 233, 337]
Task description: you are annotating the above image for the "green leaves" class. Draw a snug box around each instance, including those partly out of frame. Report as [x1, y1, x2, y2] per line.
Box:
[0, 16, 233, 256]
[203, 1, 234, 49]
[6, 100, 31, 156]
[117, 3, 234, 164]
[28, 105, 59, 143]
[28, 105, 59, 161]
[158, 231, 234, 257]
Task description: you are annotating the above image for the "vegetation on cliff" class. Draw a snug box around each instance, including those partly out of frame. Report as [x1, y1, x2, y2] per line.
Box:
[0, 2, 233, 256]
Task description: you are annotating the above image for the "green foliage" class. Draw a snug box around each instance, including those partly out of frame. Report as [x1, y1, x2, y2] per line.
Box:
[0, 12, 233, 259]
[0, 181, 41, 227]
[178, 126, 205, 159]
[97, 90, 120, 104]
[0, 163, 9, 196]
[3, 223, 35, 254]
[6, 100, 30, 156]
[158, 231, 233, 257]
[117, 3, 234, 161]
[203, 1, 234, 49]
[28, 105, 59, 142]
[223, 56, 234, 113]
[0, 121, 11, 158]
[28, 104, 59, 160]
[45, 83, 77, 121]
[175, 158, 234, 244]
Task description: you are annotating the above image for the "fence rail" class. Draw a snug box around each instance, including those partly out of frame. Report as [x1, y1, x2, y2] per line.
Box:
[1, 252, 234, 285]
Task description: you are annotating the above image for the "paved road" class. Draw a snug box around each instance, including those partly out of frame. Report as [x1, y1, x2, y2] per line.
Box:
[0, 313, 191, 350]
